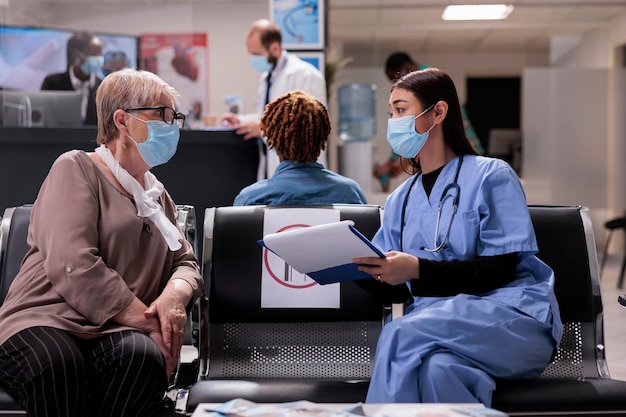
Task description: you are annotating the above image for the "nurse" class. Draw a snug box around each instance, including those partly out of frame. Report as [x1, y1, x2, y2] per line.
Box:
[354, 67, 562, 406]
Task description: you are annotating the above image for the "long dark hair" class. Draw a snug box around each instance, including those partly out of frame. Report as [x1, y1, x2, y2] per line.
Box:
[392, 67, 478, 173]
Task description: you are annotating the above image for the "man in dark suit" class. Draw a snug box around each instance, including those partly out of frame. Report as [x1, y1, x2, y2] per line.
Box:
[41, 32, 103, 125]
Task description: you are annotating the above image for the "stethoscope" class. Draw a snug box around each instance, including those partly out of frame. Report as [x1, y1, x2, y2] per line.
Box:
[400, 155, 464, 252]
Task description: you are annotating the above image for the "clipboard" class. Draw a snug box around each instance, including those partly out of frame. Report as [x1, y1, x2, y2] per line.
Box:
[258, 220, 385, 285]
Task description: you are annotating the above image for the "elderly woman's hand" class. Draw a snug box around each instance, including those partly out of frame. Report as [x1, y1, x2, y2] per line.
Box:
[113, 298, 176, 375]
[145, 318, 177, 376]
[144, 279, 194, 359]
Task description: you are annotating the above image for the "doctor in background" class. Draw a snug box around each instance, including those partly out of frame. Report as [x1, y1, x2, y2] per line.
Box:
[221, 19, 327, 181]
[354, 67, 562, 406]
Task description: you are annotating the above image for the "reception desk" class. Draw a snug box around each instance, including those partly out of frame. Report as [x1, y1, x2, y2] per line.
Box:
[0, 127, 259, 245]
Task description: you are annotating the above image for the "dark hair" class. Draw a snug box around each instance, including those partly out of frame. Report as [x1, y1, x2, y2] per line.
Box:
[385, 52, 419, 81]
[260, 90, 330, 163]
[258, 22, 282, 49]
[66, 31, 97, 69]
[393, 67, 478, 172]
[385, 52, 415, 72]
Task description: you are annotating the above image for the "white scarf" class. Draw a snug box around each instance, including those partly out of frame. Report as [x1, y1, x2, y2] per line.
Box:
[95, 144, 182, 251]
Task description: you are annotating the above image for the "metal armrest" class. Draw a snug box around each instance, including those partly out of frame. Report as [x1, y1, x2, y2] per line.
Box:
[196, 295, 210, 380]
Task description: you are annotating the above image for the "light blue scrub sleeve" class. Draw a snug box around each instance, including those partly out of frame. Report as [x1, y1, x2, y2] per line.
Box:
[476, 164, 537, 258]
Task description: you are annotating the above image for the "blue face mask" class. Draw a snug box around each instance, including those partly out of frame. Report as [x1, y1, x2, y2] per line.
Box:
[80, 55, 104, 75]
[386, 105, 435, 158]
[128, 118, 180, 167]
[251, 55, 273, 73]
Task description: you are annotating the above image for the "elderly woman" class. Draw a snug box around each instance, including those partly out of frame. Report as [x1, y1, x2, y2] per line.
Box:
[0, 69, 202, 417]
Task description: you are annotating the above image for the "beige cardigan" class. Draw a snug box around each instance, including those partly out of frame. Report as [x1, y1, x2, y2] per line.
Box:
[0, 150, 203, 345]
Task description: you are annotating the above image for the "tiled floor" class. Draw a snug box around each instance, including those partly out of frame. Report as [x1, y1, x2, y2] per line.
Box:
[599, 254, 626, 381]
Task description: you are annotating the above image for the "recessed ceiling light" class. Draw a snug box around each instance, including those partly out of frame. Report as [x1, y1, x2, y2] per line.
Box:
[442, 4, 515, 21]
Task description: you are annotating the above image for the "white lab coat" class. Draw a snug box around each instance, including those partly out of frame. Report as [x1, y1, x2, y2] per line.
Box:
[240, 50, 327, 181]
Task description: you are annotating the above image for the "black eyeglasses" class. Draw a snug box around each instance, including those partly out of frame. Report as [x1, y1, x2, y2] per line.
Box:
[125, 106, 186, 128]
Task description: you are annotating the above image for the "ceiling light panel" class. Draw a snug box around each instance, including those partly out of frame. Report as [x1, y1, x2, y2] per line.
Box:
[442, 4, 515, 20]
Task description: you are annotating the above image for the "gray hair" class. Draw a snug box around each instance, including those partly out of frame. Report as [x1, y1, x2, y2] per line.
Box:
[96, 68, 180, 145]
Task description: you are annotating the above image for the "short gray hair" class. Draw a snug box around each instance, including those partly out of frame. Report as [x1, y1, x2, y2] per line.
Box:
[96, 68, 180, 145]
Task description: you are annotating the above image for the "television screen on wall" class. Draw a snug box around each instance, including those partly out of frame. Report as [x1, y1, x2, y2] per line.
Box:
[0, 25, 139, 91]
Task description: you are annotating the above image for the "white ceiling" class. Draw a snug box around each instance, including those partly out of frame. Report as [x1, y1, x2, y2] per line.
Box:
[329, 0, 626, 56]
[5, 0, 626, 60]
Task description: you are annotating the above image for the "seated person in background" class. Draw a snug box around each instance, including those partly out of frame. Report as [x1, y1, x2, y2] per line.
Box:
[355, 67, 561, 406]
[41, 31, 104, 125]
[0, 68, 202, 417]
[234, 90, 367, 206]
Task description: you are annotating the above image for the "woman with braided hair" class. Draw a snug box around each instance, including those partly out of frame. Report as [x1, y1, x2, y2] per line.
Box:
[234, 90, 367, 206]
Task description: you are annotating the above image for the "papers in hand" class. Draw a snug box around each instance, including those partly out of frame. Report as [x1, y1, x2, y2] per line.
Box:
[258, 220, 385, 285]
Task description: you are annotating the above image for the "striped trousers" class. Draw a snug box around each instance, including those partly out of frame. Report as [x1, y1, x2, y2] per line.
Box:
[0, 326, 167, 417]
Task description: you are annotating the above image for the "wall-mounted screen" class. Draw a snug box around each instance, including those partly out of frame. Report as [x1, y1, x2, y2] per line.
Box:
[0, 25, 139, 91]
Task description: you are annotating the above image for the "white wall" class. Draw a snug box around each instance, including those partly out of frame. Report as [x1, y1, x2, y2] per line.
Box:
[551, 28, 612, 68]
[522, 68, 610, 209]
[522, 12, 626, 248]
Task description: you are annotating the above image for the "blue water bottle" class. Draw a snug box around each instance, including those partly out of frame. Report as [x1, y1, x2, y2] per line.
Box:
[338, 83, 377, 142]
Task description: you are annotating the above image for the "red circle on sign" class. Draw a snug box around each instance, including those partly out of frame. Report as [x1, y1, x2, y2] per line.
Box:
[264, 223, 318, 289]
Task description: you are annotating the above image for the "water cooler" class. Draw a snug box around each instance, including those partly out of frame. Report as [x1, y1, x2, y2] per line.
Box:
[337, 83, 377, 193]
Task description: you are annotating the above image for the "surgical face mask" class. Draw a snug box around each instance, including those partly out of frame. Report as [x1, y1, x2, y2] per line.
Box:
[127, 116, 180, 167]
[80, 55, 104, 75]
[251, 55, 273, 73]
[386, 105, 435, 158]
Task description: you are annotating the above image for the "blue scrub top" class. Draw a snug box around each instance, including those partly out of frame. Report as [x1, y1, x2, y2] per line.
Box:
[373, 155, 562, 342]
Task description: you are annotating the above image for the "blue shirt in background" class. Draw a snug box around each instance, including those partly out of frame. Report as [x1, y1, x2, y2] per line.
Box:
[234, 160, 367, 206]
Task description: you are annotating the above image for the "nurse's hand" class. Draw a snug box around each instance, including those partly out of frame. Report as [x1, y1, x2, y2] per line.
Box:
[354, 251, 419, 285]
